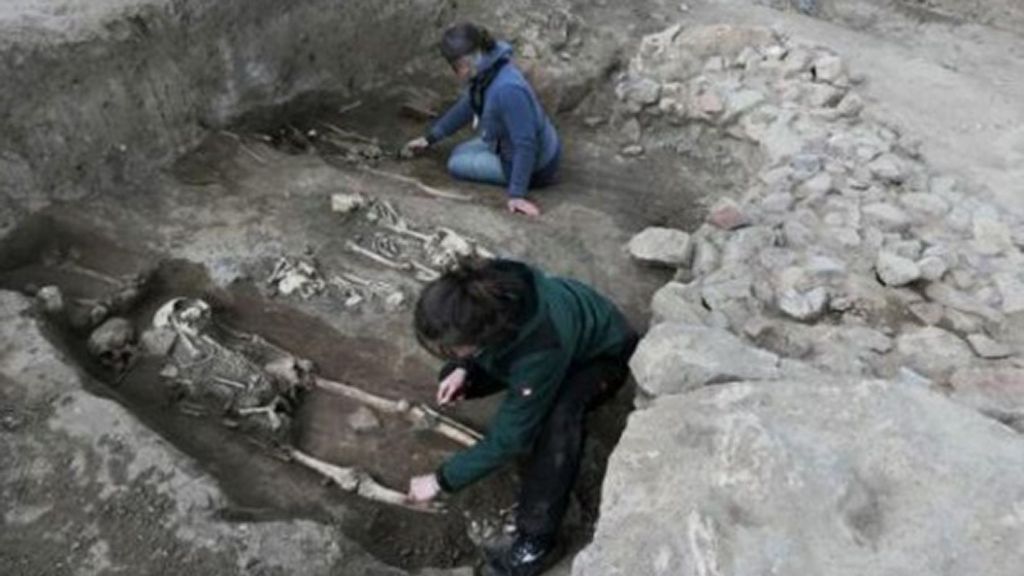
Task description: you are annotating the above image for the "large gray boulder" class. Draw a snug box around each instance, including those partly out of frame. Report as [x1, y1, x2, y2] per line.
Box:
[574, 379, 1024, 576]
[630, 323, 780, 396]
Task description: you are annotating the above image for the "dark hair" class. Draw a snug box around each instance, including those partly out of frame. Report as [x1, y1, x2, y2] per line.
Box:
[414, 257, 530, 359]
[440, 22, 497, 64]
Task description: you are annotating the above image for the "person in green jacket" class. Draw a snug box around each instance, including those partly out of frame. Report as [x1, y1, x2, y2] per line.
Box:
[406, 258, 638, 575]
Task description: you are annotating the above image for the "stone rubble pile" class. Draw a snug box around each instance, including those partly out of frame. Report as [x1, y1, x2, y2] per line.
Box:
[578, 23, 1024, 576]
[615, 23, 1024, 423]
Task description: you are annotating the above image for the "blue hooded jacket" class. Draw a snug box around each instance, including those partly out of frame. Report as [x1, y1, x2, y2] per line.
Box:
[427, 42, 560, 198]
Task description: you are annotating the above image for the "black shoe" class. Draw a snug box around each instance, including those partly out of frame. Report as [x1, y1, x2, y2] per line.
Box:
[482, 535, 558, 576]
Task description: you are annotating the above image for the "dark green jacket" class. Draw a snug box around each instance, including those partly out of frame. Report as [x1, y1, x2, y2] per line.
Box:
[437, 261, 634, 492]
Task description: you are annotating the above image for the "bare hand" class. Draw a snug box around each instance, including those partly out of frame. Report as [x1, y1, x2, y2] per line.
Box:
[507, 198, 541, 217]
[437, 368, 468, 406]
[407, 473, 442, 503]
[401, 137, 430, 158]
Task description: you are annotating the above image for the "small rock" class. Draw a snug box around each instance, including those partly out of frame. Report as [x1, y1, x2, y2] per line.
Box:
[805, 84, 845, 108]
[863, 203, 911, 232]
[628, 227, 693, 267]
[888, 239, 923, 260]
[140, 327, 178, 357]
[900, 193, 950, 219]
[692, 238, 720, 276]
[742, 315, 773, 339]
[925, 283, 1004, 324]
[842, 325, 893, 353]
[896, 326, 974, 381]
[703, 56, 726, 72]
[620, 144, 645, 157]
[909, 302, 943, 326]
[722, 227, 776, 266]
[707, 198, 750, 230]
[829, 294, 854, 312]
[583, 115, 606, 128]
[972, 216, 1015, 256]
[782, 48, 813, 76]
[651, 282, 708, 326]
[966, 333, 1013, 359]
[764, 45, 787, 60]
[658, 97, 686, 118]
[796, 172, 833, 199]
[735, 47, 762, 68]
[778, 286, 829, 322]
[831, 226, 861, 247]
[347, 407, 382, 432]
[725, 89, 765, 118]
[812, 53, 845, 84]
[761, 192, 795, 212]
[700, 269, 755, 311]
[695, 91, 724, 116]
[917, 256, 948, 282]
[993, 272, 1024, 314]
[868, 154, 906, 184]
[876, 251, 921, 287]
[930, 175, 960, 197]
[782, 217, 818, 248]
[623, 77, 662, 107]
[797, 0, 818, 16]
[620, 118, 642, 143]
[790, 154, 822, 181]
[805, 255, 847, 279]
[761, 165, 794, 187]
[836, 93, 864, 117]
[36, 285, 64, 314]
[330, 193, 368, 214]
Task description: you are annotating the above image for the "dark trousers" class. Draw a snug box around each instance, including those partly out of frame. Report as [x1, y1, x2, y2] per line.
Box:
[515, 334, 638, 542]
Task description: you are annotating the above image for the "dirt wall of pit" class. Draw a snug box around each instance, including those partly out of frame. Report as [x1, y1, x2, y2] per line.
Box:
[0, 0, 459, 232]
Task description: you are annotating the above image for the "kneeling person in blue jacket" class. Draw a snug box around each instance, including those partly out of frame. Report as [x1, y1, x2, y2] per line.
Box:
[403, 23, 561, 218]
[406, 258, 637, 575]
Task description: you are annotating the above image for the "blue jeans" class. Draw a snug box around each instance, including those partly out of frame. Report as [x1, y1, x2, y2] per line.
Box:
[447, 137, 508, 186]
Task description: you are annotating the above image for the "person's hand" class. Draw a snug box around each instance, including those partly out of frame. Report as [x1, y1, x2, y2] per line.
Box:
[507, 198, 541, 217]
[437, 367, 468, 406]
[401, 137, 430, 158]
[407, 473, 442, 503]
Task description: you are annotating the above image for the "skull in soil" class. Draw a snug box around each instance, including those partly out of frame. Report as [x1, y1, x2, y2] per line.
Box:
[152, 297, 212, 336]
[87, 317, 137, 371]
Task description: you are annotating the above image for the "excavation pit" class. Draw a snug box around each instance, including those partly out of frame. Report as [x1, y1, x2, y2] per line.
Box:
[0, 4, 761, 569]
[0, 211, 650, 570]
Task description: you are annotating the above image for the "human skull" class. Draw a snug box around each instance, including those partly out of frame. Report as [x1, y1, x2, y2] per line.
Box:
[87, 317, 137, 370]
[153, 297, 211, 336]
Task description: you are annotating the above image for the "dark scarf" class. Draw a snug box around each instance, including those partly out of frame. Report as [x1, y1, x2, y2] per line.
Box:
[469, 57, 509, 116]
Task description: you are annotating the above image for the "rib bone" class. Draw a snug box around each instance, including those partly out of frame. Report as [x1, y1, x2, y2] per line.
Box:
[345, 240, 412, 271]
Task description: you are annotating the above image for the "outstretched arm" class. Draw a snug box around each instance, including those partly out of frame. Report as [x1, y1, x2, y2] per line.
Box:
[427, 93, 474, 145]
[436, 351, 568, 492]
